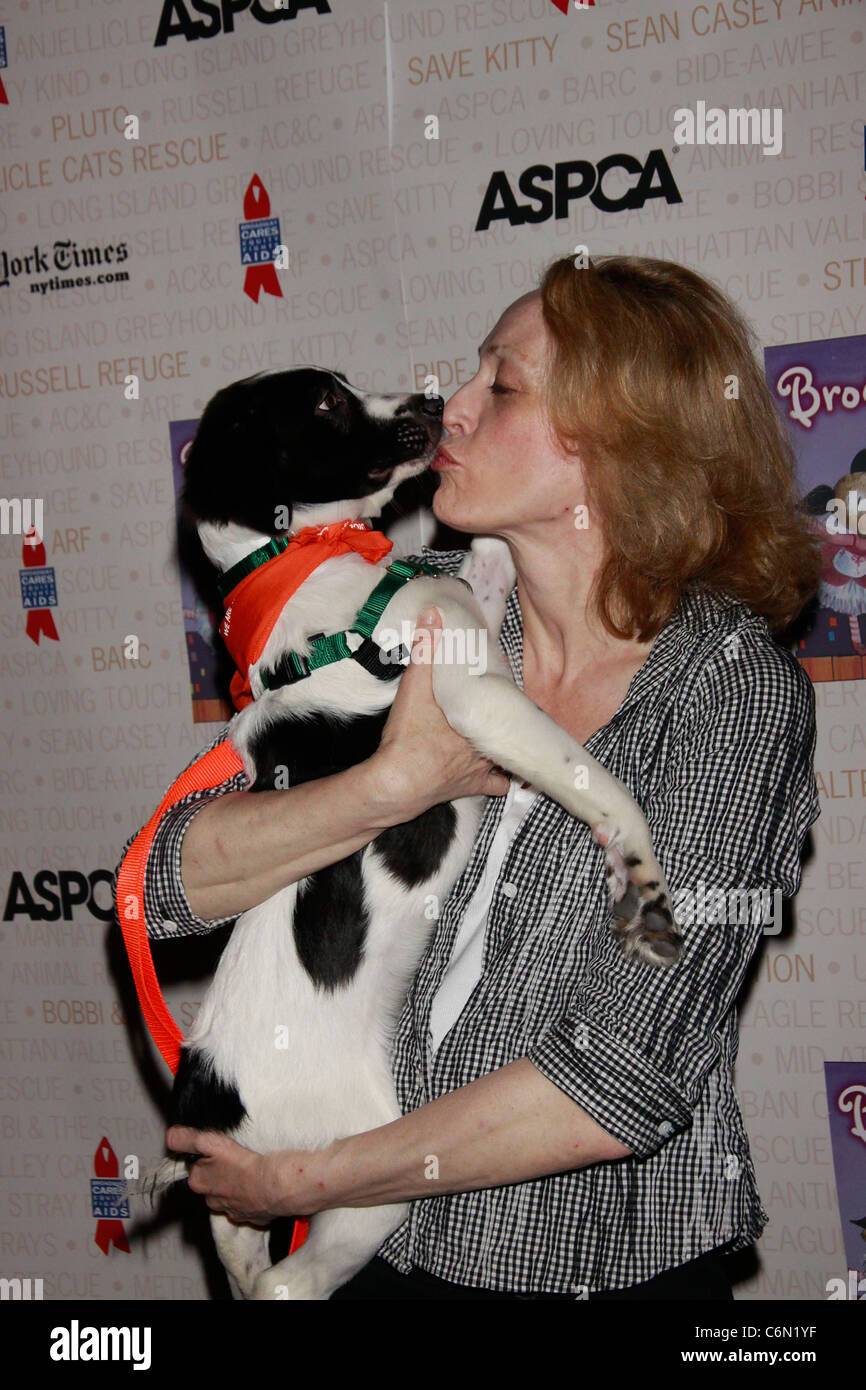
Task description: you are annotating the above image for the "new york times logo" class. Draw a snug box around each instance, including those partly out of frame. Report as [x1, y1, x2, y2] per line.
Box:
[49, 1322, 151, 1371]
[0, 239, 129, 296]
[155, 0, 332, 46]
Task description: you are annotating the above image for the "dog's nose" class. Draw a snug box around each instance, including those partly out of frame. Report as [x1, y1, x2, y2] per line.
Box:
[420, 394, 444, 417]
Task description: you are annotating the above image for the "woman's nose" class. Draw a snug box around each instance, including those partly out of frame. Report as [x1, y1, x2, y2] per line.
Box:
[443, 381, 475, 435]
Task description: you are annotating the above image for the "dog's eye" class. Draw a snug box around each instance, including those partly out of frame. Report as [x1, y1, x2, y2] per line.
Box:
[317, 390, 341, 412]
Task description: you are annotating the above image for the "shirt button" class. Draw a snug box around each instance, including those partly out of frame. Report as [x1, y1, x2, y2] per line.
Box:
[658, 1120, 674, 1138]
[501, 882, 517, 898]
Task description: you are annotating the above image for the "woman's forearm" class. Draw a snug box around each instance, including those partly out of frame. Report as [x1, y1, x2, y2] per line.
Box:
[180, 759, 413, 922]
[178, 613, 511, 925]
[275, 1058, 631, 1215]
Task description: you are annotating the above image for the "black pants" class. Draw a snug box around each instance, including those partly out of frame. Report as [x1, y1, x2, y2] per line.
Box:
[330, 1247, 735, 1300]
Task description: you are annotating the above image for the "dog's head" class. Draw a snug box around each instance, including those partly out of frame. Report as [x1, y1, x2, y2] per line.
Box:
[182, 367, 444, 540]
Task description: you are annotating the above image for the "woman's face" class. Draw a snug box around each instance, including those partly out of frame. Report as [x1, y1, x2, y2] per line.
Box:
[432, 290, 585, 538]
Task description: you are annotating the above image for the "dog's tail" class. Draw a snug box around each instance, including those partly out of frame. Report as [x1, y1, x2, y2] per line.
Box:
[125, 1157, 190, 1204]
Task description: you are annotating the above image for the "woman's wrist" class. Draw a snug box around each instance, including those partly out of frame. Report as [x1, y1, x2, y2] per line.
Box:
[267, 1140, 347, 1219]
[358, 753, 433, 827]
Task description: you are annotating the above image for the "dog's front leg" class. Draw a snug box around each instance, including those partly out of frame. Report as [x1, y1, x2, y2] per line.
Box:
[422, 594, 681, 967]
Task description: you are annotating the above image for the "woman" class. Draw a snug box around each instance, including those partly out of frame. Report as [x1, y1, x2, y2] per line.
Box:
[118, 254, 821, 1299]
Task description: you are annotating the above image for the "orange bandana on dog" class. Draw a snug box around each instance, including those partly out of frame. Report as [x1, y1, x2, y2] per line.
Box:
[220, 519, 394, 709]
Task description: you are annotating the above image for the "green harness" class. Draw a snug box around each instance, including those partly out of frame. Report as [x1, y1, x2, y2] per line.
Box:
[219, 551, 445, 691]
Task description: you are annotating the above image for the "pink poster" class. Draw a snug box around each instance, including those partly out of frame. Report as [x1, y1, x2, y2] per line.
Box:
[824, 1062, 866, 1301]
[764, 334, 866, 684]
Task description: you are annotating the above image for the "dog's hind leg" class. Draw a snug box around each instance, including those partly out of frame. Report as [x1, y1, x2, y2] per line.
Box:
[250, 1205, 407, 1302]
[210, 1213, 272, 1300]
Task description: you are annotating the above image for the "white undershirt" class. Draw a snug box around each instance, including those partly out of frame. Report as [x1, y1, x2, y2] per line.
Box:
[428, 776, 539, 1054]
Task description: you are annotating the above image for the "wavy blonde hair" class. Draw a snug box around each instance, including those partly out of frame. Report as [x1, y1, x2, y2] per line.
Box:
[539, 254, 821, 639]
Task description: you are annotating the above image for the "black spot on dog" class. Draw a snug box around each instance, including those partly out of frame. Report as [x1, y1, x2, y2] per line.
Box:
[170, 1047, 246, 1133]
[373, 802, 457, 888]
[247, 709, 390, 793]
[293, 851, 370, 990]
[245, 707, 460, 989]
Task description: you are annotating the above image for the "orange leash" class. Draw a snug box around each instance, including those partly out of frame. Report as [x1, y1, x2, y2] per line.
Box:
[115, 739, 310, 1254]
[116, 739, 246, 1074]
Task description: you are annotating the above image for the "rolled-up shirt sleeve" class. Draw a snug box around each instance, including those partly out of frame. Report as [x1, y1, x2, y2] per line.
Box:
[527, 632, 821, 1158]
[112, 717, 249, 941]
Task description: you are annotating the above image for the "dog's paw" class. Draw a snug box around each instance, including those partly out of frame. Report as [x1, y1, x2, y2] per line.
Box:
[597, 824, 682, 968]
[608, 879, 683, 968]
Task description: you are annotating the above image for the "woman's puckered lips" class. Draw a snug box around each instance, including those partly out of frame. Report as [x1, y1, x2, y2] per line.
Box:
[431, 445, 462, 470]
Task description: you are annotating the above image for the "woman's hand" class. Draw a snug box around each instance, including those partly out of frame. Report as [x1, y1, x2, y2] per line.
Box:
[367, 606, 511, 818]
[165, 1125, 321, 1227]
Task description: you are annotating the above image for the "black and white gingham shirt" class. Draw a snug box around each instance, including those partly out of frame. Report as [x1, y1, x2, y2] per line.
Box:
[113, 546, 821, 1294]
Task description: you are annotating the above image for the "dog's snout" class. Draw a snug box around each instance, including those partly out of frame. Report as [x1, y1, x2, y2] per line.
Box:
[395, 392, 444, 420]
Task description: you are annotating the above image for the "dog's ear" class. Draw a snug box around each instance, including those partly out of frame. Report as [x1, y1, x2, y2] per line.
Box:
[181, 383, 248, 524]
[181, 380, 293, 535]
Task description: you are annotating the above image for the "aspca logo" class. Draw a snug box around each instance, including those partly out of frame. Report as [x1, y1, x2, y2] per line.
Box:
[474, 150, 681, 231]
[155, 0, 332, 46]
[3, 870, 115, 922]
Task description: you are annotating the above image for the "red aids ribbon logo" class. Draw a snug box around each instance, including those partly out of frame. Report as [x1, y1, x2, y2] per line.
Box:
[240, 174, 283, 305]
[550, 0, 593, 10]
[0, 26, 8, 105]
[91, 1138, 131, 1255]
[20, 528, 59, 645]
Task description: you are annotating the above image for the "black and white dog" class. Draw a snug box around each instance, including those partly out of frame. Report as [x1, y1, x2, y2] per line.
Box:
[140, 367, 679, 1300]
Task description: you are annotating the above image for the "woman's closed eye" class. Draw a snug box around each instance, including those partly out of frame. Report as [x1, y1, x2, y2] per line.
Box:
[488, 381, 515, 395]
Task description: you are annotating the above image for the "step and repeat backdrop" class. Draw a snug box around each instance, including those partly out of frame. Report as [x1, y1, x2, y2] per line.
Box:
[1, 0, 864, 1302]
